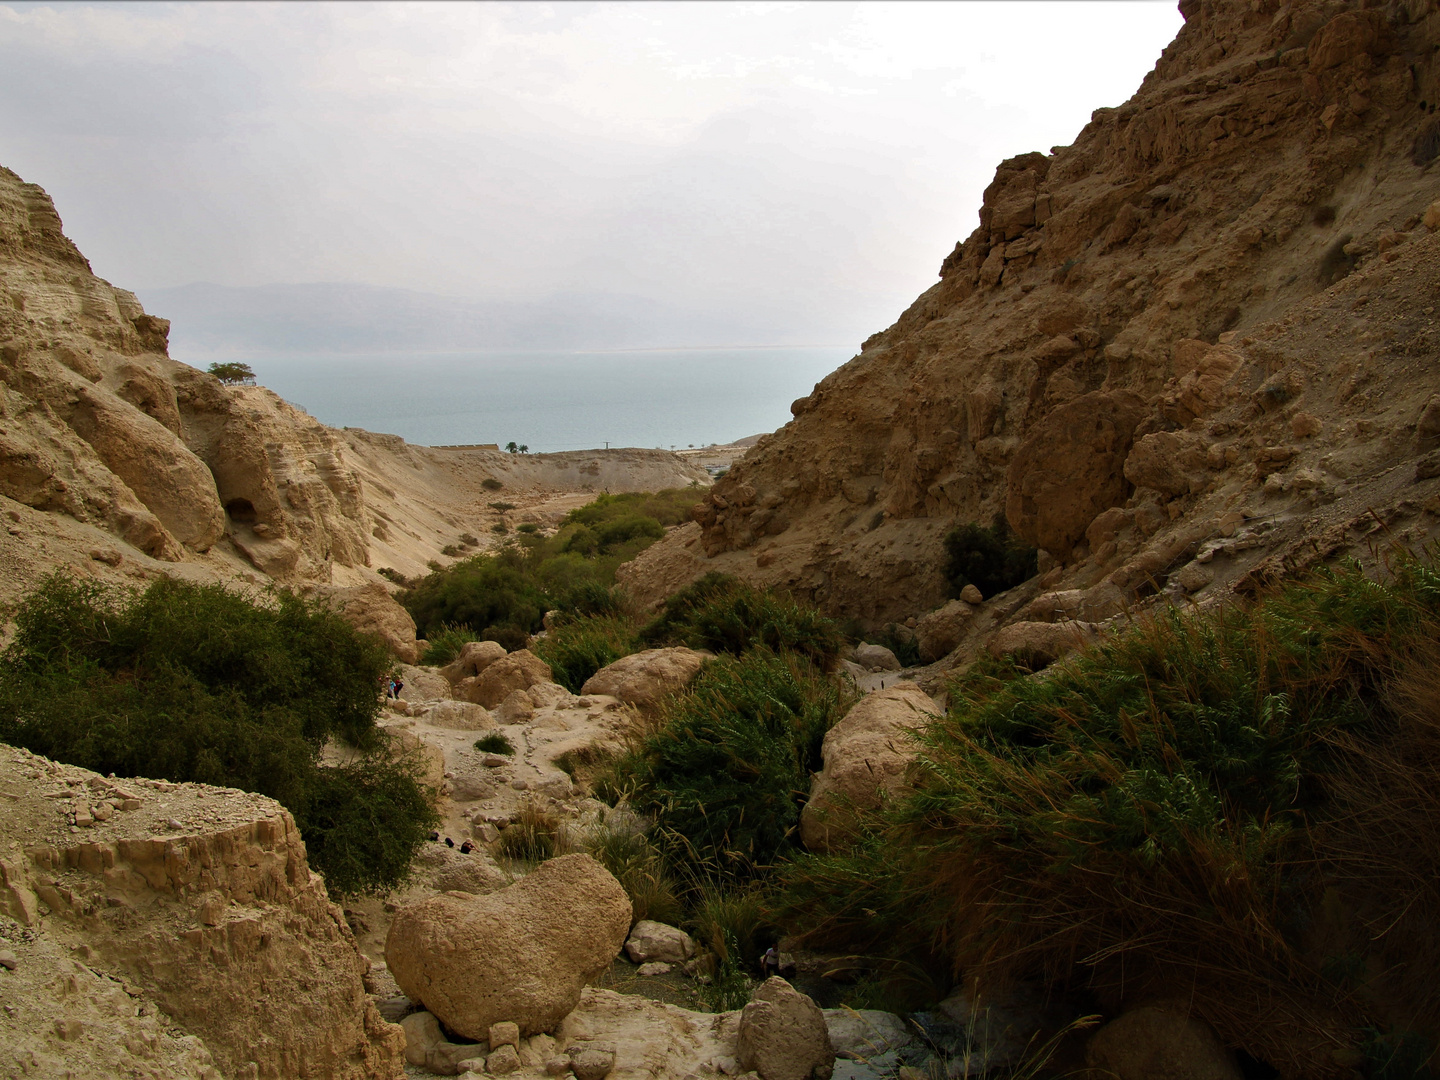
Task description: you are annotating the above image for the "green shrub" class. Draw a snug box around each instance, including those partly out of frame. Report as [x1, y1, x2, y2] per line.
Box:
[376, 567, 413, 587]
[606, 649, 851, 876]
[0, 574, 437, 896]
[293, 750, 439, 896]
[400, 490, 686, 650]
[401, 558, 551, 640]
[474, 732, 515, 755]
[481, 624, 530, 652]
[942, 516, 1037, 599]
[774, 555, 1440, 1075]
[459, 533, 479, 546]
[534, 615, 639, 693]
[688, 880, 771, 974]
[420, 623, 480, 666]
[482, 477, 504, 490]
[639, 573, 843, 668]
[491, 522, 509, 534]
[488, 501, 515, 512]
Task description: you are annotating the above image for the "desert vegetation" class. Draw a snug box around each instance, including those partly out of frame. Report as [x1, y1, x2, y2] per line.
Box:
[764, 553, 1440, 1073]
[0, 574, 438, 896]
[400, 488, 696, 657]
[942, 515, 1038, 599]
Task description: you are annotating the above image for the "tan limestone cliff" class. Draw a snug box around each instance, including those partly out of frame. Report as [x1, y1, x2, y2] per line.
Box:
[0, 163, 707, 626]
[624, 0, 1440, 642]
[0, 744, 405, 1080]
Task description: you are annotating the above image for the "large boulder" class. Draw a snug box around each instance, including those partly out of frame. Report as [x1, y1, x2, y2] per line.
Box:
[737, 977, 835, 1080]
[823, 1009, 915, 1060]
[321, 583, 421, 664]
[1123, 431, 1212, 498]
[800, 684, 940, 854]
[580, 647, 709, 709]
[385, 853, 632, 1039]
[1005, 390, 1148, 557]
[457, 649, 553, 709]
[398, 663, 452, 702]
[624, 920, 697, 964]
[852, 643, 901, 672]
[987, 620, 1098, 669]
[1085, 1003, 1242, 1080]
[440, 640, 509, 685]
[914, 600, 975, 663]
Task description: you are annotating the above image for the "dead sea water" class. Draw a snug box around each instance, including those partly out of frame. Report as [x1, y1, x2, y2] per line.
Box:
[233, 347, 851, 453]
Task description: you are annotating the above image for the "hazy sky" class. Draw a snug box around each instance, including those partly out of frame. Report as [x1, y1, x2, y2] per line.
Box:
[1, 1, 1183, 345]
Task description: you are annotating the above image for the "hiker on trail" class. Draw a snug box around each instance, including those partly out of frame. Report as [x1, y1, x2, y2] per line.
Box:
[389, 676, 404, 699]
[760, 946, 780, 978]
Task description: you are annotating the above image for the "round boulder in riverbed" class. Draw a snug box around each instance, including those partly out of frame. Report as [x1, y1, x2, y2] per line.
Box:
[385, 853, 632, 1039]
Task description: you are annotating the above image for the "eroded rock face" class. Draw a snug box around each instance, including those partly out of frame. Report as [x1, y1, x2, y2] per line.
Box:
[580, 647, 709, 709]
[385, 853, 631, 1038]
[0, 164, 374, 582]
[800, 684, 940, 854]
[317, 581, 421, 664]
[0, 744, 404, 1080]
[1006, 391, 1148, 557]
[623, 0, 1440, 647]
[737, 977, 835, 1080]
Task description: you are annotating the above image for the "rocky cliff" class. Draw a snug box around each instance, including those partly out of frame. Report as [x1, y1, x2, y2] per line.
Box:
[625, 0, 1440, 638]
[0, 164, 707, 611]
[0, 744, 405, 1079]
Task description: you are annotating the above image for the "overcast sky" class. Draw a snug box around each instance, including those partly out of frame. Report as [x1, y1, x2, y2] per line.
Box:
[0, 1, 1183, 346]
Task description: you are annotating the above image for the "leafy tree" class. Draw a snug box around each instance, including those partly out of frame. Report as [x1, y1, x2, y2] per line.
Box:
[207, 361, 256, 385]
[506, 442, 519, 453]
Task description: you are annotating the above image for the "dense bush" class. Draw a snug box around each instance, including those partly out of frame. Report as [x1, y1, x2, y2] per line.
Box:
[775, 555, 1440, 1074]
[942, 516, 1037, 599]
[601, 649, 850, 877]
[402, 558, 551, 642]
[420, 622, 481, 665]
[0, 574, 437, 896]
[639, 573, 843, 668]
[400, 487, 697, 644]
[533, 614, 639, 692]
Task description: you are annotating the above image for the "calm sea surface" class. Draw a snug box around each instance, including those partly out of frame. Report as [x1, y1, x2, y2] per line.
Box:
[227, 347, 852, 453]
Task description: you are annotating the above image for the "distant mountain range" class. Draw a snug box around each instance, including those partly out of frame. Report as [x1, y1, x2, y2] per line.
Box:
[138, 282, 832, 355]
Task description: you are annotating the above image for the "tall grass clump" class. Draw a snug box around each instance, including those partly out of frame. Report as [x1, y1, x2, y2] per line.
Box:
[420, 622, 482, 666]
[533, 614, 640, 693]
[601, 648, 851, 877]
[638, 573, 843, 668]
[496, 799, 561, 863]
[583, 818, 684, 926]
[0, 574, 437, 896]
[775, 554, 1440, 1075]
